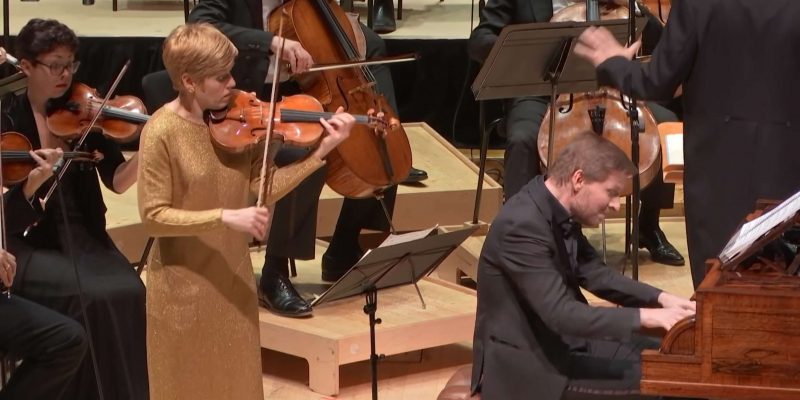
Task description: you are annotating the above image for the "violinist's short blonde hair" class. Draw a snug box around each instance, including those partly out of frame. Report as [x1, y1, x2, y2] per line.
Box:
[162, 23, 238, 91]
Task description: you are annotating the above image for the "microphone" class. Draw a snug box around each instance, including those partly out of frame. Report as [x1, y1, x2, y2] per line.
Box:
[586, 0, 600, 22]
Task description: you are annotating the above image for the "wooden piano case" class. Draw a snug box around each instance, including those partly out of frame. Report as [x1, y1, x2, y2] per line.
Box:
[641, 205, 800, 400]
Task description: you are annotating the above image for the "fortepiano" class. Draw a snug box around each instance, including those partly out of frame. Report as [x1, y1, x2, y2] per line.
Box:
[641, 203, 800, 400]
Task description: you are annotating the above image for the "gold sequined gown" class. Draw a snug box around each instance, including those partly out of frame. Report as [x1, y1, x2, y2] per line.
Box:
[137, 107, 323, 400]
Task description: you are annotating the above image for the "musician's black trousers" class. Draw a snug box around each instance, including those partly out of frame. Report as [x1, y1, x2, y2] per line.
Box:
[0, 295, 87, 400]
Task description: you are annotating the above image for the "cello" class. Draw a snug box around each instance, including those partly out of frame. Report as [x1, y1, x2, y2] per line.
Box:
[537, 1, 662, 195]
[268, 0, 412, 199]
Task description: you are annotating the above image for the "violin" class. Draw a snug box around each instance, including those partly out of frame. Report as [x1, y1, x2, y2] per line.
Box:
[269, 0, 413, 199]
[46, 82, 148, 143]
[205, 90, 393, 152]
[0, 131, 96, 186]
[537, 1, 662, 195]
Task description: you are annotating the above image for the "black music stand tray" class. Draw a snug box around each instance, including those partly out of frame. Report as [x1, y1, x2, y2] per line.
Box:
[469, 18, 646, 277]
[310, 225, 477, 400]
[0, 72, 26, 97]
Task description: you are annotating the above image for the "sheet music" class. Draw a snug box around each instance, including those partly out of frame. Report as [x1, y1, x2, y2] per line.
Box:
[664, 134, 683, 166]
[719, 189, 800, 263]
[348, 226, 440, 267]
[379, 226, 439, 247]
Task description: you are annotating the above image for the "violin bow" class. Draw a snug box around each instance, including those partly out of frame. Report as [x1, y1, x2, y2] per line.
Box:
[42, 60, 131, 205]
[256, 11, 287, 208]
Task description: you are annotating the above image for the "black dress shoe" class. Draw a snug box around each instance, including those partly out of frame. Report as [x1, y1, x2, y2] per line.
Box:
[321, 251, 362, 282]
[259, 272, 313, 318]
[639, 228, 685, 266]
[401, 166, 428, 184]
[371, 0, 397, 34]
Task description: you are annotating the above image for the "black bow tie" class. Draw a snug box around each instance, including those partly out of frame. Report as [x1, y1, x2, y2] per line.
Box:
[561, 220, 581, 239]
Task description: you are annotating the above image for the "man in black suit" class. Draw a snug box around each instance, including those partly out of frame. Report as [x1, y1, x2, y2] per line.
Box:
[471, 133, 695, 400]
[574, 0, 800, 287]
[189, 0, 426, 317]
[468, 0, 686, 267]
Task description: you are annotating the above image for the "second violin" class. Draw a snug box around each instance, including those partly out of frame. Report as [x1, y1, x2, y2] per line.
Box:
[0, 131, 96, 185]
[46, 82, 149, 142]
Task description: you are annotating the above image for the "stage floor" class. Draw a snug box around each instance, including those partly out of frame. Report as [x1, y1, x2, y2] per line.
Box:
[2, 0, 478, 39]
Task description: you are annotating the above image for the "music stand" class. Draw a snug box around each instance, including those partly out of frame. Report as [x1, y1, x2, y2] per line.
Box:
[0, 72, 27, 97]
[311, 225, 478, 400]
[469, 18, 646, 278]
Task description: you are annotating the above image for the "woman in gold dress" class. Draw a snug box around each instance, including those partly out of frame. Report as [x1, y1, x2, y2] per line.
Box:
[137, 23, 355, 400]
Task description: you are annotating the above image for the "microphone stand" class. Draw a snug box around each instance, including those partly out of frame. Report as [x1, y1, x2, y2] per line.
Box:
[626, 0, 641, 280]
[363, 283, 383, 400]
[2, 0, 8, 47]
[35, 62, 133, 400]
[51, 163, 105, 400]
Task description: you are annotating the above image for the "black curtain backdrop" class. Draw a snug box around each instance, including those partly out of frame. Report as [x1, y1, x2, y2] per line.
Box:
[0, 36, 503, 150]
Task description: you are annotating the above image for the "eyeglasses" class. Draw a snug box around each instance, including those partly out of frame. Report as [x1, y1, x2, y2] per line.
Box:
[32, 59, 81, 75]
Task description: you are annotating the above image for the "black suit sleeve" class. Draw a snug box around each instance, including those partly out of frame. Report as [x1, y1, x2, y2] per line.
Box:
[499, 218, 641, 342]
[189, 0, 274, 56]
[574, 232, 662, 308]
[2, 185, 43, 234]
[596, 0, 698, 100]
[468, 0, 516, 62]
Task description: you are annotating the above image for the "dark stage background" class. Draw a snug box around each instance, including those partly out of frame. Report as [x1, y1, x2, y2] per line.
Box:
[0, 36, 506, 150]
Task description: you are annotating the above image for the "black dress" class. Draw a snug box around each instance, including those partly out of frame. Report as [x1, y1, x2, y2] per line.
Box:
[1, 91, 148, 400]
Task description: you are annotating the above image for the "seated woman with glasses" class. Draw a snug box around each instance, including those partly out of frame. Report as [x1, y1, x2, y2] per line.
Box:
[0, 18, 148, 400]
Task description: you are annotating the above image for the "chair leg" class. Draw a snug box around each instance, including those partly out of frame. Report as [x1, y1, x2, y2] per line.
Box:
[113, 0, 118, 11]
[183, 0, 190, 22]
[367, 0, 374, 28]
[289, 258, 297, 277]
[397, 0, 403, 20]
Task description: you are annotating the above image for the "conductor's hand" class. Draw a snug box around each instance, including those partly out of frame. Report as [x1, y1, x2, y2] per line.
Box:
[0, 47, 7, 65]
[574, 26, 641, 67]
[640, 306, 695, 331]
[222, 206, 271, 241]
[270, 36, 314, 75]
[312, 107, 354, 160]
[0, 249, 17, 289]
[23, 148, 64, 200]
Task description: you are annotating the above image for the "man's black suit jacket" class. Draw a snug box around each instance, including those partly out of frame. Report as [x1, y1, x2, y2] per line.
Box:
[189, 0, 275, 94]
[596, 0, 800, 286]
[472, 176, 661, 399]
